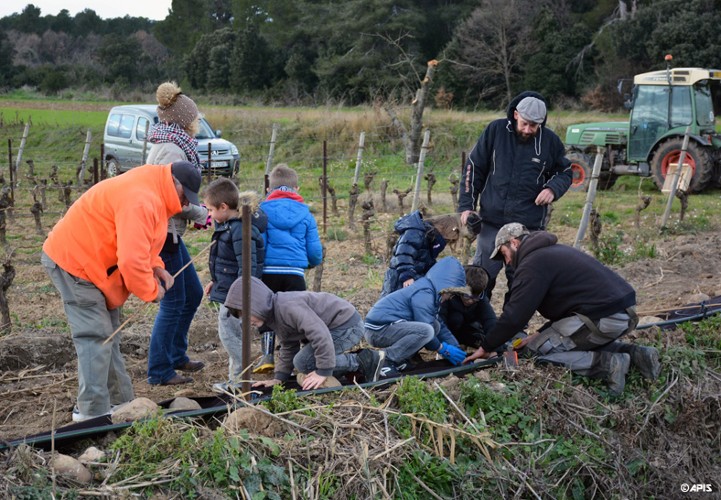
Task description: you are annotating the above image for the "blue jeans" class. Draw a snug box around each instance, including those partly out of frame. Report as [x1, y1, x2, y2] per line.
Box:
[364, 320, 438, 365]
[147, 238, 203, 384]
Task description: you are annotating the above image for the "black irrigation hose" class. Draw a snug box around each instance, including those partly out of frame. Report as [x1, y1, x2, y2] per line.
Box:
[636, 302, 721, 330]
[0, 357, 503, 452]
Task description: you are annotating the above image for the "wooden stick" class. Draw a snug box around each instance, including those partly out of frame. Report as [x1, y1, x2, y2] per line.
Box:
[102, 240, 215, 345]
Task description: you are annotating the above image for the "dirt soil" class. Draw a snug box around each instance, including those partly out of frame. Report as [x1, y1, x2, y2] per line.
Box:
[1, 209, 720, 443]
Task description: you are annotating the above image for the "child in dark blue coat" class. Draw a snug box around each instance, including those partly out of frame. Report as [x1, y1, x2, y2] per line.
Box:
[203, 178, 267, 392]
[380, 210, 448, 298]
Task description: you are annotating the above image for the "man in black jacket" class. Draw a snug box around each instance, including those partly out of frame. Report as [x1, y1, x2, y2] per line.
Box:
[464, 223, 661, 395]
[458, 92, 573, 300]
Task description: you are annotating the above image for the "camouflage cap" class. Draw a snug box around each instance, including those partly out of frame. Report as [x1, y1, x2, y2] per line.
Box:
[490, 223, 529, 260]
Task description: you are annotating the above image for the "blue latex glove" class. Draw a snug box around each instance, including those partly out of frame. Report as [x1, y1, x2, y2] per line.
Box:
[438, 342, 465, 366]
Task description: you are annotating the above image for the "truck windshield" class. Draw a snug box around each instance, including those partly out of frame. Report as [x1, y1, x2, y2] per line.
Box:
[195, 118, 217, 140]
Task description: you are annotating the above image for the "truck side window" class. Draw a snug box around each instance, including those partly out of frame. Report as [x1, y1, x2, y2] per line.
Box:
[106, 113, 121, 137]
[118, 115, 135, 139]
[137, 117, 150, 140]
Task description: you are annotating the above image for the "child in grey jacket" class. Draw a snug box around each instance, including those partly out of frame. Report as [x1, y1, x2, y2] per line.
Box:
[224, 277, 383, 390]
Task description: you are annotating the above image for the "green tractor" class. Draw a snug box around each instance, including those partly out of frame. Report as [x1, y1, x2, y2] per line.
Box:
[565, 65, 721, 192]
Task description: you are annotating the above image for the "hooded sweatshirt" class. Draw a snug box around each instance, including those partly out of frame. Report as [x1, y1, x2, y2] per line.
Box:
[225, 276, 360, 380]
[481, 231, 636, 351]
[43, 164, 180, 309]
[261, 188, 323, 276]
[458, 91, 572, 230]
[365, 256, 466, 352]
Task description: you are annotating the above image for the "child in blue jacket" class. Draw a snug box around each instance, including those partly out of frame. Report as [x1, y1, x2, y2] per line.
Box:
[256, 164, 323, 372]
[363, 257, 469, 380]
[203, 178, 267, 392]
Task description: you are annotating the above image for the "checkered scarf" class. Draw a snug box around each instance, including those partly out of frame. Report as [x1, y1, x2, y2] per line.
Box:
[148, 122, 201, 168]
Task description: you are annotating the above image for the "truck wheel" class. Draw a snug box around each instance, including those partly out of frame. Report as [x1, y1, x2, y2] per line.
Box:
[650, 138, 713, 193]
[566, 151, 591, 192]
[106, 158, 120, 178]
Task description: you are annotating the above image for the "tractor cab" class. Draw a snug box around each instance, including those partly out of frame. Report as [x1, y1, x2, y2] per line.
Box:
[627, 68, 721, 163]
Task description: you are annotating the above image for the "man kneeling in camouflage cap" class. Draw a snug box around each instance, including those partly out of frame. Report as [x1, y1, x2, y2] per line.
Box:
[464, 223, 661, 395]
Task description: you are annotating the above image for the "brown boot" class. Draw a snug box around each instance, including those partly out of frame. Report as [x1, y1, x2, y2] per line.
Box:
[590, 352, 630, 396]
[629, 345, 661, 380]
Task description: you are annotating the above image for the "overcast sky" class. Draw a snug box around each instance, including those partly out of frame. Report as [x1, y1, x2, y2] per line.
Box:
[0, 1, 173, 21]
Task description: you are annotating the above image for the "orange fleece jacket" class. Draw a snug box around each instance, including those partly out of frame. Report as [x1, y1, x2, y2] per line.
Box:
[43, 164, 181, 309]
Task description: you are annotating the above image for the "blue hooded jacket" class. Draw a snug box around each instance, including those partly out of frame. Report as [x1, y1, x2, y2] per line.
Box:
[365, 256, 465, 351]
[261, 189, 323, 276]
[458, 91, 572, 230]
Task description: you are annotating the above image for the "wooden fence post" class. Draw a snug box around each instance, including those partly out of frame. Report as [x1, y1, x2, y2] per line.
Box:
[0, 188, 9, 245]
[264, 124, 278, 193]
[574, 147, 604, 248]
[77, 129, 92, 186]
[352, 131, 366, 185]
[322, 140, 327, 236]
[411, 129, 431, 212]
[14, 123, 30, 182]
[660, 126, 692, 228]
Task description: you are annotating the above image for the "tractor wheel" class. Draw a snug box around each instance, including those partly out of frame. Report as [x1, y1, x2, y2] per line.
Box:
[106, 157, 120, 178]
[566, 151, 591, 192]
[650, 138, 713, 193]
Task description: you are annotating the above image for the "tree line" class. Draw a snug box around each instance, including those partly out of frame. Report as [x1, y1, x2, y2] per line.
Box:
[1, 0, 721, 110]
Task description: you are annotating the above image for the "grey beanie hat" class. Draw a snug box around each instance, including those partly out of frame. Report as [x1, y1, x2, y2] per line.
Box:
[156, 81, 199, 129]
[516, 96, 546, 124]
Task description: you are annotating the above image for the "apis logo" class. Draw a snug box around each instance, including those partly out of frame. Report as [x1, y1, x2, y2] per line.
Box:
[681, 483, 714, 493]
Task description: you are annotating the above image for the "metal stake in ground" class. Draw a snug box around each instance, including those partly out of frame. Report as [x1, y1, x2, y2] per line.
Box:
[574, 146, 604, 248]
[660, 126, 691, 228]
[102, 240, 216, 345]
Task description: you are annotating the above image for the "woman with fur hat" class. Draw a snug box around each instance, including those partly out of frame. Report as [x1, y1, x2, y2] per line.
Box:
[146, 81, 209, 386]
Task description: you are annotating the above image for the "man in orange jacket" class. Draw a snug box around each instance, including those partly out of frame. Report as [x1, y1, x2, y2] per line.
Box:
[41, 161, 201, 422]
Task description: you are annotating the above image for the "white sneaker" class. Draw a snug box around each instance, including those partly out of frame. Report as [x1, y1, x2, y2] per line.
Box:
[71, 402, 130, 422]
[212, 381, 242, 394]
[72, 406, 108, 422]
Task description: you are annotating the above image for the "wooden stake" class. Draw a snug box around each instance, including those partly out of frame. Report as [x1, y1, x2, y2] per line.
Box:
[102, 240, 216, 345]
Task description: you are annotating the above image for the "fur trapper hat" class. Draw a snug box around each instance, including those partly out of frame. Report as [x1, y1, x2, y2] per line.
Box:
[238, 190, 260, 212]
[156, 81, 199, 128]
